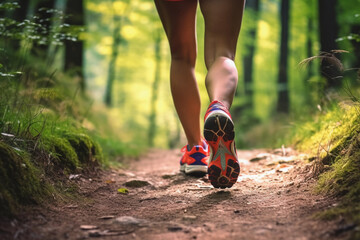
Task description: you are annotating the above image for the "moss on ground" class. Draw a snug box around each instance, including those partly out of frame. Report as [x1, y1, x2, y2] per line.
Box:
[293, 105, 360, 231]
[0, 128, 106, 216]
[43, 136, 80, 171]
[295, 107, 359, 162]
[316, 132, 360, 224]
[63, 132, 104, 166]
[0, 141, 44, 216]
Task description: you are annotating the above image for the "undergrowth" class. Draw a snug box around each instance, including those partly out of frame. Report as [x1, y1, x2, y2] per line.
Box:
[0, 63, 140, 216]
[278, 45, 360, 237]
[0, 2, 142, 216]
[0, 64, 142, 216]
[287, 94, 360, 236]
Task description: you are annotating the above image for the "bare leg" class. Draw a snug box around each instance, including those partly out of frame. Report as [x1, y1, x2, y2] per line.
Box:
[199, 0, 245, 109]
[154, 0, 201, 147]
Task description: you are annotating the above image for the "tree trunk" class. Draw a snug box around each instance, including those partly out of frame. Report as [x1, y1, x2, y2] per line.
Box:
[148, 30, 162, 147]
[276, 0, 290, 113]
[64, 0, 85, 91]
[306, 17, 314, 79]
[167, 111, 181, 149]
[104, 16, 122, 107]
[47, 0, 67, 67]
[242, 0, 260, 110]
[318, 0, 341, 89]
[5, 0, 30, 53]
[232, 0, 260, 122]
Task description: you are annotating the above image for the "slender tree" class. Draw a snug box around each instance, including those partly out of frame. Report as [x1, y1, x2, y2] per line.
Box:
[232, 0, 260, 124]
[243, 0, 260, 111]
[5, 1, 30, 53]
[104, 14, 122, 107]
[276, 0, 290, 113]
[148, 29, 162, 147]
[306, 17, 314, 79]
[318, 0, 341, 89]
[64, 0, 85, 91]
[104, 0, 131, 106]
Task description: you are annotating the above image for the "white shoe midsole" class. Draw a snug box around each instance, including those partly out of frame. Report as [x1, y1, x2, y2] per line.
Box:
[181, 164, 207, 173]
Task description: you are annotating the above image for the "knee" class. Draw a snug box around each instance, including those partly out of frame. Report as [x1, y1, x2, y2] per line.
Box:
[169, 39, 197, 66]
[204, 38, 236, 69]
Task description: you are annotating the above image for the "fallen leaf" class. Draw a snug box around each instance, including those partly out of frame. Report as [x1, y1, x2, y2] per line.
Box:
[117, 188, 129, 194]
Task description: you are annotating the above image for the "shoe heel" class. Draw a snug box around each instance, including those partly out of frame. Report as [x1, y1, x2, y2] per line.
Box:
[204, 113, 234, 143]
[204, 113, 239, 188]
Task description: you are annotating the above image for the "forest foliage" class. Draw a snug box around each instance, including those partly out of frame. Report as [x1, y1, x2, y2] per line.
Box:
[0, 0, 359, 148]
[83, 0, 360, 149]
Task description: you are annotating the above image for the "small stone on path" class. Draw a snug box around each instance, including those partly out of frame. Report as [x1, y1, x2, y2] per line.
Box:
[114, 216, 145, 226]
[80, 225, 98, 230]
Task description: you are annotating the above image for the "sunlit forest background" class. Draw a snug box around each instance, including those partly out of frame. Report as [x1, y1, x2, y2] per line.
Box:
[1, 0, 360, 150]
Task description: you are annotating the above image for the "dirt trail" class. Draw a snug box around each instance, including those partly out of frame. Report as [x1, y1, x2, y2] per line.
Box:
[0, 148, 351, 240]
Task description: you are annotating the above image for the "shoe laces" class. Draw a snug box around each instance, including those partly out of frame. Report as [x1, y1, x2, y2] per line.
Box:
[181, 139, 208, 153]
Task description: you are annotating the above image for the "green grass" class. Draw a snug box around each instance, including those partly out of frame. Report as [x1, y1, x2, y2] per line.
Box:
[285, 100, 360, 231]
[0, 55, 144, 216]
[0, 6, 145, 216]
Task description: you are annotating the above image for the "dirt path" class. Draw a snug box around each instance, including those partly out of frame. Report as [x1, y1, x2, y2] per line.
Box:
[0, 148, 351, 240]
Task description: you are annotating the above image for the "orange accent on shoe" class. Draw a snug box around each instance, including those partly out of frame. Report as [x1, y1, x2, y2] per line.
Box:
[204, 101, 240, 188]
[180, 139, 209, 174]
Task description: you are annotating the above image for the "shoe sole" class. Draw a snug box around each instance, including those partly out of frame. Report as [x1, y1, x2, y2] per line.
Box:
[204, 110, 240, 188]
[180, 164, 207, 174]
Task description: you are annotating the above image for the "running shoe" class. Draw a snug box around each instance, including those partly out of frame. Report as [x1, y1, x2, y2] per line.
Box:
[180, 139, 209, 174]
[204, 100, 240, 188]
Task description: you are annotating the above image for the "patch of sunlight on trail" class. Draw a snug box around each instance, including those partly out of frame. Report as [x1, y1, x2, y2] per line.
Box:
[237, 169, 277, 183]
[236, 156, 295, 183]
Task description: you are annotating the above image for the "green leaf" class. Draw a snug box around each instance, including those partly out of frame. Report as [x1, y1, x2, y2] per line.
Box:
[117, 188, 129, 194]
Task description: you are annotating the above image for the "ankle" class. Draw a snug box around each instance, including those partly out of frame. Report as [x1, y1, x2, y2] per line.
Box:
[187, 139, 203, 148]
[211, 99, 231, 110]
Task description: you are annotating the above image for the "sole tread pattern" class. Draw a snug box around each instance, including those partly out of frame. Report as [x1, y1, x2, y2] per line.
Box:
[204, 114, 240, 188]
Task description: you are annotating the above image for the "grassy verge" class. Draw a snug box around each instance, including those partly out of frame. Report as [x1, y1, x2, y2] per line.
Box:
[0, 59, 142, 216]
[286, 100, 360, 236]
